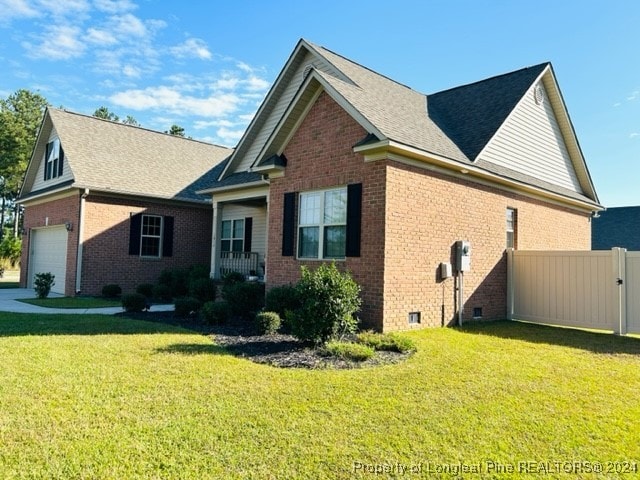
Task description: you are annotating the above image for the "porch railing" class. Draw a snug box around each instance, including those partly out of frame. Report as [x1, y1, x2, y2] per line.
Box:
[219, 251, 260, 278]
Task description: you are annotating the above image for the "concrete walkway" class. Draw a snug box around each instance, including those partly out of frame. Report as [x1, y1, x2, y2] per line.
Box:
[0, 288, 174, 315]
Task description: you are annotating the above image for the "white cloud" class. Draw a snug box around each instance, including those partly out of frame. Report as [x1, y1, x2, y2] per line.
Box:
[86, 27, 118, 45]
[630, 133, 639, 139]
[170, 38, 212, 60]
[627, 91, 639, 102]
[122, 64, 141, 78]
[23, 25, 86, 59]
[216, 127, 244, 145]
[193, 119, 236, 130]
[0, 0, 39, 22]
[245, 75, 270, 92]
[93, 0, 136, 13]
[110, 86, 242, 117]
[37, 0, 90, 18]
[110, 13, 148, 37]
[212, 75, 240, 90]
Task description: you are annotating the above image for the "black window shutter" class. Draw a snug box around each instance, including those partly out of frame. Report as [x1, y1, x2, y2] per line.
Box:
[128, 213, 142, 255]
[162, 216, 174, 257]
[346, 183, 362, 257]
[244, 217, 253, 252]
[282, 192, 296, 256]
[58, 146, 64, 177]
[44, 142, 51, 180]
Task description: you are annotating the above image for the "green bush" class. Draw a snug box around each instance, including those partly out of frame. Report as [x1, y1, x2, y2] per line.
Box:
[287, 263, 361, 345]
[101, 284, 122, 298]
[323, 341, 374, 361]
[255, 311, 281, 335]
[189, 277, 216, 303]
[0, 236, 21, 267]
[136, 283, 154, 298]
[200, 301, 231, 324]
[222, 271, 246, 285]
[356, 331, 417, 353]
[222, 281, 265, 319]
[174, 296, 202, 317]
[122, 293, 146, 312]
[188, 264, 210, 283]
[265, 284, 300, 318]
[33, 272, 55, 299]
[152, 283, 173, 302]
[158, 267, 189, 297]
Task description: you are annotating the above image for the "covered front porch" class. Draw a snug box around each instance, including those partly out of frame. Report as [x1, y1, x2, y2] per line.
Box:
[210, 184, 269, 281]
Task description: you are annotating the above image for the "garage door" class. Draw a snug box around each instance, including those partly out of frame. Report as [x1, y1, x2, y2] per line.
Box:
[29, 226, 68, 295]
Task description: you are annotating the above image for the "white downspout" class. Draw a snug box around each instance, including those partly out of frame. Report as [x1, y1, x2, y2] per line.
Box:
[75, 188, 89, 294]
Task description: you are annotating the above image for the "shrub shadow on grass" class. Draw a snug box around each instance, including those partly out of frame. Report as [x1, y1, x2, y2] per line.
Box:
[155, 343, 227, 356]
[460, 320, 640, 356]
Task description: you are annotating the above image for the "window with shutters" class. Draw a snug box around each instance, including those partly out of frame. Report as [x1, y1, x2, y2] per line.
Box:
[140, 215, 163, 257]
[44, 138, 64, 180]
[221, 219, 244, 252]
[298, 187, 347, 259]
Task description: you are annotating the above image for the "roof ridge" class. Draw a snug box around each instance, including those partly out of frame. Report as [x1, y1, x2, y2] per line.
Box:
[48, 107, 232, 151]
[429, 62, 550, 96]
[308, 41, 420, 94]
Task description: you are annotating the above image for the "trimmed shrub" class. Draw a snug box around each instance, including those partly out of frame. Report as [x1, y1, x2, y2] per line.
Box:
[222, 281, 265, 319]
[188, 264, 210, 283]
[122, 293, 146, 312]
[200, 301, 231, 325]
[255, 311, 281, 335]
[222, 271, 245, 285]
[174, 296, 202, 317]
[323, 341, 374, 361]
[357, 331, 417, 353]
[101, 284, 122, 298]
[189, 277, 216, 303]
[136, 283, 154, 298]
[33, 272, 55, 299]
[158, 267, 189, 297]
[152, 283, 173, 302]
[265, 284, 300, 318]
[287, 263, 361, 345]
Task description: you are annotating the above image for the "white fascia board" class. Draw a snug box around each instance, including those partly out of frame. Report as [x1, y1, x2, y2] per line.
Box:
[356, 139, 603, 213]
[196, 181, 269, 197]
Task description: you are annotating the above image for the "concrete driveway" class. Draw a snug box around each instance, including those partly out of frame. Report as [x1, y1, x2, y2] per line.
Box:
[0, 288, 173, 315]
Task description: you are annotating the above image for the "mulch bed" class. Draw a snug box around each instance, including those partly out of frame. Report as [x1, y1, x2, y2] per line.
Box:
[119, 310, 413, 369]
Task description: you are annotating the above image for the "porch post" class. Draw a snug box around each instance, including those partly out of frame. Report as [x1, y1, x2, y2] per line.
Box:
[263, 195, 269, 283]
[211, 201, 222, 279]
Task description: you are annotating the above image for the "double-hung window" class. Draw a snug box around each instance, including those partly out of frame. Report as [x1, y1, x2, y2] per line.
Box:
[44, 138, 64, 180]
[141, 215, 163, 257]
[221, 219, 244, 252]
[298, 187, 347, 259]
[506, 207, 517, 249]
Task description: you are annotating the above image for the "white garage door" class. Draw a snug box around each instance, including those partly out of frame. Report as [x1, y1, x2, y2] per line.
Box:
[29, 226, 68, 295]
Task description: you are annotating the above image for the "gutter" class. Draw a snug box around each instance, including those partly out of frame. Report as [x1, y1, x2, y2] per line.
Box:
[75, 188, 89, 294]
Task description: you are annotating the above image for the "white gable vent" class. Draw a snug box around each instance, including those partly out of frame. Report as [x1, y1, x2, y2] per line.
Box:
[533, 84, 545, 106]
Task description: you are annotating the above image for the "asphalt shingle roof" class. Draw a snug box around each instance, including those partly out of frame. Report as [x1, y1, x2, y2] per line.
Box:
[23, 108, 232, 203]
[592, 207, 640, 250]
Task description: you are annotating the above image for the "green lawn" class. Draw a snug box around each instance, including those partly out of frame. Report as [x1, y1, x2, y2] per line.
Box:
[1, 315, 639, 479]
[18, 296, 122, 309]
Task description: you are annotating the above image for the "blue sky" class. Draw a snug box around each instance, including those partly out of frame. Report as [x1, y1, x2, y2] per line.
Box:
[0, 0, 638, 207]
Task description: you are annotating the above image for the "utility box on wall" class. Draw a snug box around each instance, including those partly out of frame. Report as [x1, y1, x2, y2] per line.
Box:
[455, 240, 471, 272]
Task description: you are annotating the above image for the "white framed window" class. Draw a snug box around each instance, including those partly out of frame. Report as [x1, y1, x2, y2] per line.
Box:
[45, 138, 63, 180]
[506, 207, 517, 249]
[221, 219, 244, 252]
[298, 187, 347, 259]
[140, 215, 163, 257]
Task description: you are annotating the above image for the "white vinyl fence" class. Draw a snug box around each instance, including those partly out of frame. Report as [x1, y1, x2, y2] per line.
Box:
[507, 248, 640, 335]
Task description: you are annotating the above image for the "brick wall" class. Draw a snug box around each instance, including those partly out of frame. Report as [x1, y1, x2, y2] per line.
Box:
[383, 161, 591, 330]
[265, 90, 591, 332]
[20, 193, 81, 295]
[267, 91, 387, 330]
[79, 195, 212, 295]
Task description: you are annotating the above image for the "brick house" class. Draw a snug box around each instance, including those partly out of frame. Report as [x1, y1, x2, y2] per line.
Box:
[198, 39, 602, 331]
[18, 108, 231, 295]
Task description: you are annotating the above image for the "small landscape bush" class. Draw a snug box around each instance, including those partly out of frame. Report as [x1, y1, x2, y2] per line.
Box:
[265, 284, 300, 319]
[136, 283, 155, 298]
[323, 341, 374, 362]
[158, 267, 190, 297]
[174, 296, 202, 317]
[101, 284, 122, 298]
[200, 301, 231, 324]
[188, 264, 210, 283]
[287, 263, 361, 345]
[357, 331, 417, 353]
[122, 293, 146, 312]
[33, 272, 55, 299]
[255, 311, 281, 335]
[222, 281, 265, 319]
[189, 277, 216, 303]
[152, 283, 172, 302]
